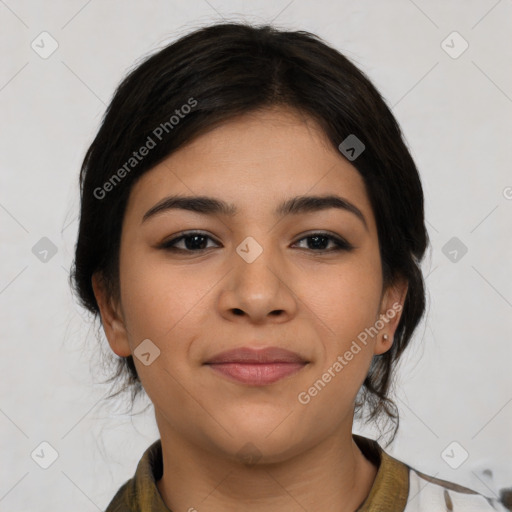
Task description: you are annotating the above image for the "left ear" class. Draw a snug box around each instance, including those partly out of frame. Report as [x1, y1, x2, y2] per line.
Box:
[373, 275, 408, 356]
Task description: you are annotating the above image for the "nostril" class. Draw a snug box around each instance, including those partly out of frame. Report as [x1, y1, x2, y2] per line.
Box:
[232, 308, 244, 316]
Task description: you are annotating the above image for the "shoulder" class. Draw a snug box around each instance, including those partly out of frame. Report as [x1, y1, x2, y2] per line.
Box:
[404, 467, 508, 511]
[104, 478, 136, 512]
[103, 439, 168, 512]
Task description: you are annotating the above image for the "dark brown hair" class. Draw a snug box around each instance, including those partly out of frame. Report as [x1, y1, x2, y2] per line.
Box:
[70, 21, 429, 445]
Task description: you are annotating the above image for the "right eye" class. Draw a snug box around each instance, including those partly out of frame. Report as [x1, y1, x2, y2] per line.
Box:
[159, 231, 221, 252]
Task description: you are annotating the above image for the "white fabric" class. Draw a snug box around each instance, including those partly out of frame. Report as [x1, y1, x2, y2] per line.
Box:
[404, 469, 508, 511]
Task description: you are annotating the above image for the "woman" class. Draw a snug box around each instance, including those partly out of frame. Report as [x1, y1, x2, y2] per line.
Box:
[70, 21, 507, 512]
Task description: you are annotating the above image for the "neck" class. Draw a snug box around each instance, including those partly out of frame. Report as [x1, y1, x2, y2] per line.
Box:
[155, 415, 378, 512]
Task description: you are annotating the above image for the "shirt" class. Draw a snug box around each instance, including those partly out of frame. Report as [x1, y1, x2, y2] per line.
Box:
[104, 434, 507, 511]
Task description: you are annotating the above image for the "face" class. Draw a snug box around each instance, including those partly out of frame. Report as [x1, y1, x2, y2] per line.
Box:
[93, 106, 407, 463]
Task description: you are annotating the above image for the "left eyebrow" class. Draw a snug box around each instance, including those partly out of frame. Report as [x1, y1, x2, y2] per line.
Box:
[141, 194, 368, 231]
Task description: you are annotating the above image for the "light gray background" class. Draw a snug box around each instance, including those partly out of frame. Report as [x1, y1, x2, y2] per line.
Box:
[1, 1, 511, 510]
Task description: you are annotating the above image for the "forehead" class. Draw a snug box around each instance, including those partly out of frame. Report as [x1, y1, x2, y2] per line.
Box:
[124, 107, 375, 229]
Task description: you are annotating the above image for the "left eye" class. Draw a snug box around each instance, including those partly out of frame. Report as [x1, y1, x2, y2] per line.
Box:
[159, 231, 353, 253]
[293, 233, 353, 252]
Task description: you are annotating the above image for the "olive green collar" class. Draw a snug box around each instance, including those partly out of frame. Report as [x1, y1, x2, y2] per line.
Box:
[106, 434, 410, 512]
[353, 434, 409, 512]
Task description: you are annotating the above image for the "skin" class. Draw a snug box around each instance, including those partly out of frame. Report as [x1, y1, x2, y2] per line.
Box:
[92, 105, 408, 512]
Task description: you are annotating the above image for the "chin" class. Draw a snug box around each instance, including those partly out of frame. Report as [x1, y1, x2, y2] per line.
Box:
[208, 418, 308, 465]
[224, 436, 305, 466]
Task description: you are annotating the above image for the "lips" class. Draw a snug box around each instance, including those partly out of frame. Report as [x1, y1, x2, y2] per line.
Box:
[204, 347, 309, 386]
[205, 346, 308, 364]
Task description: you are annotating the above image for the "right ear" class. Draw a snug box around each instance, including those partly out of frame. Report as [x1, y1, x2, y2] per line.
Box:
[91, 272, 131, 357]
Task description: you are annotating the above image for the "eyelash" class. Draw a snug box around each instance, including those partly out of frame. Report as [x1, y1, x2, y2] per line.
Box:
[159, 231, 354, 254]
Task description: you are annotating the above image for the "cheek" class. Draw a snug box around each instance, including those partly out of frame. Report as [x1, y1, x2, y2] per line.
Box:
[117, 257, 209, 410]
[294, 259, 382, 414]
[296, 252, 383, 348]
[116, 250, 220, 403]
[118, 251, 214, 343]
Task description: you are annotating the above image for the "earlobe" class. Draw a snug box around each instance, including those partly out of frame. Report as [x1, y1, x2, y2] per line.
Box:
[91, 273, 132, 358]
[374, 277, 408, 356]
[374, 332, 393, 356]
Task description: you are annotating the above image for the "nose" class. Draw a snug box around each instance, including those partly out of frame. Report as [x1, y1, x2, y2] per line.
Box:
[217, 241, 298, 325]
